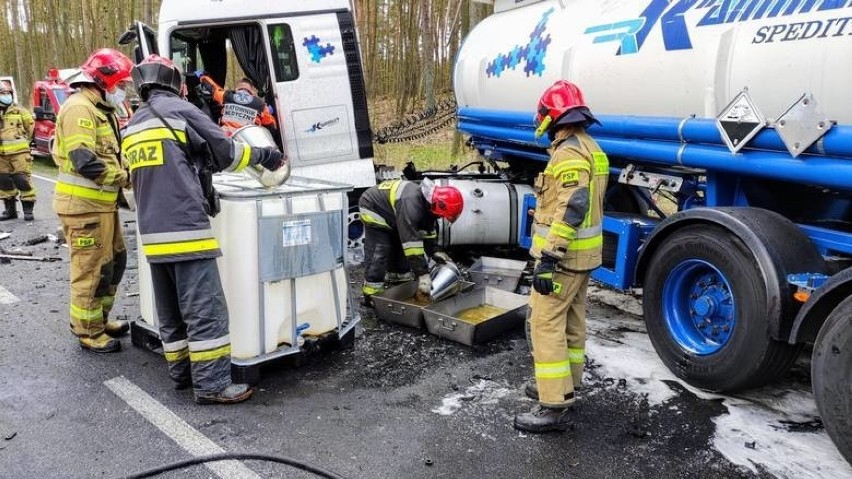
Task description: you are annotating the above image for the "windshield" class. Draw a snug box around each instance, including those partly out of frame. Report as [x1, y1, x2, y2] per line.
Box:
[52, 86, 69, 105]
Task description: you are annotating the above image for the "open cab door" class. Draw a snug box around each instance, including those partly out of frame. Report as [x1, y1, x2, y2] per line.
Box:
[118, 21, 159, 63]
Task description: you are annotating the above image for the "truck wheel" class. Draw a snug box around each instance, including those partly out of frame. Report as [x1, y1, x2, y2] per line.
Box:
[347, 189, 365, 264]
[643, 224, 802, 392]
[347, 205, 364, 263]
[812, 296, 852, 464]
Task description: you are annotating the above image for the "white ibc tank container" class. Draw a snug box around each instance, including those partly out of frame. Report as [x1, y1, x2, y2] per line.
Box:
[137, 174, 356, 362]
[456, 0, 852, 123]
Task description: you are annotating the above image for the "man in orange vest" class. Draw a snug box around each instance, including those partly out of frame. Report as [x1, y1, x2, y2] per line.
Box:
[197, 75, 277, 135]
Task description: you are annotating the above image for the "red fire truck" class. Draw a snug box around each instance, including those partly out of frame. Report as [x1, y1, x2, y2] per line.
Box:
[31, 68, 133, 158]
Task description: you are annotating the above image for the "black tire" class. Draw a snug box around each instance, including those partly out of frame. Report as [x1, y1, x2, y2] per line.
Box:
[643, 224, 802, 392]
[812, 296, 852, 464]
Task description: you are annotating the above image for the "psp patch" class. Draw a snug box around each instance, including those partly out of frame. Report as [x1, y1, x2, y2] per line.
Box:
[561, 170, 580, 187]
[77, 118, 94, 130]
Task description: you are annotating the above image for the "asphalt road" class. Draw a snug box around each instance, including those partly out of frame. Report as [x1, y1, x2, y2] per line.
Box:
[0, 173, 848, 479]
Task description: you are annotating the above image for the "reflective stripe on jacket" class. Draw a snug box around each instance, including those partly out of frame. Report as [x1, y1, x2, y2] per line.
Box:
[358, 179, 438, 274]
[52, 88, 127, 215]
[530, 130, 609, 272]
[123, 90, 265, 263]
[0, 104, 34, 157]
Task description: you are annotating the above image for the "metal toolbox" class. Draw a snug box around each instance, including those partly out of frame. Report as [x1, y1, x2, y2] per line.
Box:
[422, 287, 529, 346]
[374, 280, 475, 329]
[372, 281, 428, 329]
[468, 256, 528, 292]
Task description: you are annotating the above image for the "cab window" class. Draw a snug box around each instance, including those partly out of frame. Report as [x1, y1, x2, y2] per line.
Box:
[268, 24, 299, 82]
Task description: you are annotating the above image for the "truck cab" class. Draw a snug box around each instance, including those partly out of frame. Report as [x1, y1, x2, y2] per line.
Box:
[123, 0, 375, 190]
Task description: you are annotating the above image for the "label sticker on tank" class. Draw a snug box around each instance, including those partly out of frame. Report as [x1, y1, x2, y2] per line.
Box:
[282, 220, 311, 247]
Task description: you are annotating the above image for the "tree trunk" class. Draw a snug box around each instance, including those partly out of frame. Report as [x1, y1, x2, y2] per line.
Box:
[420, 0, 435, 111]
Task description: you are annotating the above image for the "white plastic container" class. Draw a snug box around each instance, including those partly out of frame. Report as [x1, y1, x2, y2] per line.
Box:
[136, 173, 357, 364]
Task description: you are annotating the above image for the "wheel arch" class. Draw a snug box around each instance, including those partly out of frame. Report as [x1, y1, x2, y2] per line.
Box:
[636, 207, 825, 340]
[789, 266, 852, 344]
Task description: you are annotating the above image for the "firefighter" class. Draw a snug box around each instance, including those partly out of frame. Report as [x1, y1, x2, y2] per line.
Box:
[0, 80, 36, 221]
[52, 49, 135, 353]
[513, 80, 608, 433]
[358, 178, 463, 306]
[124, 55, 286, 404]
[197, 75, 277, 135]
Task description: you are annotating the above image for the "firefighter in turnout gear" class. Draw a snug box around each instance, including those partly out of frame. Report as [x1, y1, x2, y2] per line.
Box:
[358, 179, 463, 306]
[52, 49, 135, 353]
[514, 80, 609, 433]
[124, 55, 286, 404]
[0, 80, 36, 221]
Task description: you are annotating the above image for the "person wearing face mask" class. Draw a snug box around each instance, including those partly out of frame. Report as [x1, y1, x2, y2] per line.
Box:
[52, 48, 135, 353]
[197, 75, 277, 135]
[0, 80, 36, 221]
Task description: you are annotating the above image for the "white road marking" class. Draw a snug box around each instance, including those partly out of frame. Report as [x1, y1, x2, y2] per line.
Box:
[0, 284, 19, 304]
[104, 376, 260, 479]
[32, 173, 56, 184]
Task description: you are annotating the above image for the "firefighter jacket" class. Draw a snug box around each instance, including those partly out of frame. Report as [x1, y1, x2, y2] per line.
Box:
[122, 89, 267, 263]
[530, 129, 609, 272]
[0, 103, 34, 159]
[359, 180, 438, 275]
[53, 87, 128, 215]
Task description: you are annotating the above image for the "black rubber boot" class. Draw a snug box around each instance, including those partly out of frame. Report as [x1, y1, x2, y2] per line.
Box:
[195, 383, 254, 405]
[21, 201, 34, 221]
[0, 199, 17, 221]
[524, 380, 581, 400]
[513, 405, 575, 433]
[525, 381, 539, 400]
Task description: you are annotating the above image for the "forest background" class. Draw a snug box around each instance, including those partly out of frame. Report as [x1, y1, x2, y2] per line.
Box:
[0, 0, 494, 168]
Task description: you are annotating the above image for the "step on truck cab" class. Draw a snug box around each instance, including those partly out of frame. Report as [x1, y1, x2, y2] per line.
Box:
[121, 0, 375, 190]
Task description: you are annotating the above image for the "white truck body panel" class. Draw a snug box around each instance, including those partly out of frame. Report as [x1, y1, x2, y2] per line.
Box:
[456, 0, 852, 124]
[157, 0, 375, 189]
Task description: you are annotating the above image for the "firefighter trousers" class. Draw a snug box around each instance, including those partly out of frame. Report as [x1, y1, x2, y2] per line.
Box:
[361, 226, 410, 296]
[150, 258, 233, 395]
[527, 270, 589, 408]
[59, 211, 127, 338]
[0, 153, 36, 202]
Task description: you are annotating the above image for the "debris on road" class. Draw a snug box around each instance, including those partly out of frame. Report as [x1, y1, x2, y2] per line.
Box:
[0, 232, 10, 240]
[0, 253, 61, 262]
[23, 234, 49, 246]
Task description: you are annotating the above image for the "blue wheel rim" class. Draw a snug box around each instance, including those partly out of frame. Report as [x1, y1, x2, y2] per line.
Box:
[661, 259, 736, 356]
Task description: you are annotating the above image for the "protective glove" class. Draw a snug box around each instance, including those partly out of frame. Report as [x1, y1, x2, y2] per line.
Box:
[532, 255, 558, 295]
[417, 273, 432, 297]
[432, 251, 454, 266]
[258, 148, 286, 171]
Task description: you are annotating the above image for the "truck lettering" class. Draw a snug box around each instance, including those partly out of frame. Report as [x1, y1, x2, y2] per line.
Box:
[751, 16, 852, 42]
[587, 0, 852, 55]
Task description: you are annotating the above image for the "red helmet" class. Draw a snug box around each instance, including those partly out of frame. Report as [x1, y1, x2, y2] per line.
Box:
[431, 186, 464, 223]
[534, 80, 587, 138]
[78, 48, 134, 92]
[132, 54, 183, 99]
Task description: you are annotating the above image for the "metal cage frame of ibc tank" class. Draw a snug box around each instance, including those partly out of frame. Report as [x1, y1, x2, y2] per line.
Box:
[130, 174, 360, 385]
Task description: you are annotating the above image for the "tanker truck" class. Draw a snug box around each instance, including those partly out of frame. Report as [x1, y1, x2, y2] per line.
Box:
[449, 0, 851, 462]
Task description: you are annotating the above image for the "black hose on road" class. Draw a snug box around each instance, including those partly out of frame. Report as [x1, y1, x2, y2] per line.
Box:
[121, 452, 348, 479]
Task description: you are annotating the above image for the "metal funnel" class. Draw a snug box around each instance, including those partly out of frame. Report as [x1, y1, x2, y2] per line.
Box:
[232, 125, 290, 188]
[430, 263, 464, 302]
